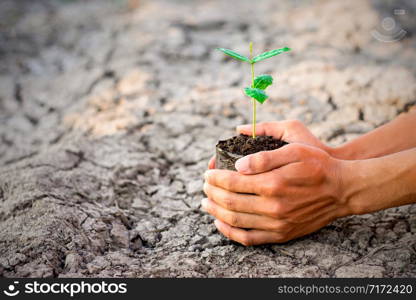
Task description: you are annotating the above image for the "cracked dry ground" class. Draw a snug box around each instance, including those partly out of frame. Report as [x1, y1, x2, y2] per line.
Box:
[1, 0, 416, 278]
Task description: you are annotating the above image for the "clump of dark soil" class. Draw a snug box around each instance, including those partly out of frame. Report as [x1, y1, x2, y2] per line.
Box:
[217, 134, 287, 155]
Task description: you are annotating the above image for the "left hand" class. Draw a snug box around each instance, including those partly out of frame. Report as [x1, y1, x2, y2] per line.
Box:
[202, 143, 351, 246]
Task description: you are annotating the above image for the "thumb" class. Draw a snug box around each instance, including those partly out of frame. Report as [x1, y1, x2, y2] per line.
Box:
[235, 143, 300, 174]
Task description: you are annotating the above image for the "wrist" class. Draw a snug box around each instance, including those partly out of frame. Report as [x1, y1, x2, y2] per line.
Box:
[338, 159, 369, 215]
[338, 149, 416, 216]
[327, 144, 355, 160]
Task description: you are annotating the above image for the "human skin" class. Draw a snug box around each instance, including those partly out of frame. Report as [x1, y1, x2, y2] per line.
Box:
[203, 109, 416, 246]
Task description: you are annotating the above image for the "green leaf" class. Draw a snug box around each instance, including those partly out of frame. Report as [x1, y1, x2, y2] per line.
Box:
[253, 74, 273, 90]
[252, 47, 291, 63]
[216, 48, 251, 63]
[244, 87, 268, 104]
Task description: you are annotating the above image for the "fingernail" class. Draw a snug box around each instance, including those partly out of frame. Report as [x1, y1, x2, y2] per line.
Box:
[204, 170, 213, 180]
[214, 219, 221, 228]
[235, 156, 250, 173]
[201, 198, 208, 211]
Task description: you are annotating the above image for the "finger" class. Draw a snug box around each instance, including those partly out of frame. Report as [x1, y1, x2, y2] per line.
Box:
[235, 143, 302, 175]
[205, 169, 287, 196]
[201, 198, 283, 231]
[204, 169, 254, 194]
[208, 156, 215, 169]
[203, 182, 280, 218]
[237, 122, 283, 138]
[214, 219, 285, 246]
[204, 169, 271, 194]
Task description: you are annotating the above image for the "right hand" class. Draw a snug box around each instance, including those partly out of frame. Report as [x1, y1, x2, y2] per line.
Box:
[203, 142, 351, 245]
[237, 120, 331, 153]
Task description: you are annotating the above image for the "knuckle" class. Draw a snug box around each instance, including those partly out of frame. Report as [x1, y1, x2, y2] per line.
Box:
[222, 173, 234, 190]
[274, 222, 291, 234]
[259, 183, 272, 196]
[269, 201, 284, 219]
[252, 152, 270, 171]
[261, 179, 282, 197]
[228, 213, 240, 227]
[223, 196, 235, 210]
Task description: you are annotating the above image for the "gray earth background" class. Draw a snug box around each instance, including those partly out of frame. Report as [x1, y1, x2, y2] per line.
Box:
[1, 0, 416, 278]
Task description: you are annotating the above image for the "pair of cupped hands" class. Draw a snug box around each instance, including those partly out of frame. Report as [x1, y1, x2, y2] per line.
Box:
[203, 120, 353, 246]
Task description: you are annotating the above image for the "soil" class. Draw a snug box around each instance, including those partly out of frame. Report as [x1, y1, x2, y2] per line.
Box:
[217, 134, 288, 156]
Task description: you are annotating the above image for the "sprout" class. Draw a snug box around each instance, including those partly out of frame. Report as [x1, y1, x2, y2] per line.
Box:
[217, 43, 291, 138]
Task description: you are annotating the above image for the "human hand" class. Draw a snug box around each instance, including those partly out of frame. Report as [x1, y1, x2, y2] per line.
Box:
[208, 156, 215, 169]
[203, 143, 351, 245]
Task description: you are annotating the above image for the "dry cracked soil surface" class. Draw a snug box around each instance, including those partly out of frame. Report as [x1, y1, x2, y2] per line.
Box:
[0, 0, 416, 277]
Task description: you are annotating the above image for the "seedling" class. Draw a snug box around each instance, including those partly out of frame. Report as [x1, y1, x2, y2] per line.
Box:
[217, 43, 291, 138]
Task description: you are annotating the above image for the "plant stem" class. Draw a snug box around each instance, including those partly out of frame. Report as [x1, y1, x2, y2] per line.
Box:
[249, 42, 256, 139]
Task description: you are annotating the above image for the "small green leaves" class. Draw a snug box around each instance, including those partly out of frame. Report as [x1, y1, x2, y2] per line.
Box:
[216, 44, 291, 108]
[246, 74, 273, 103]
[217, 46, 291, 64]
[216, 48, 251, 63]
[253, 74, 273, 90]
[244, 87, 268, 104]
[247, 75, 273, 104]
[252, 47, 291, 63]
